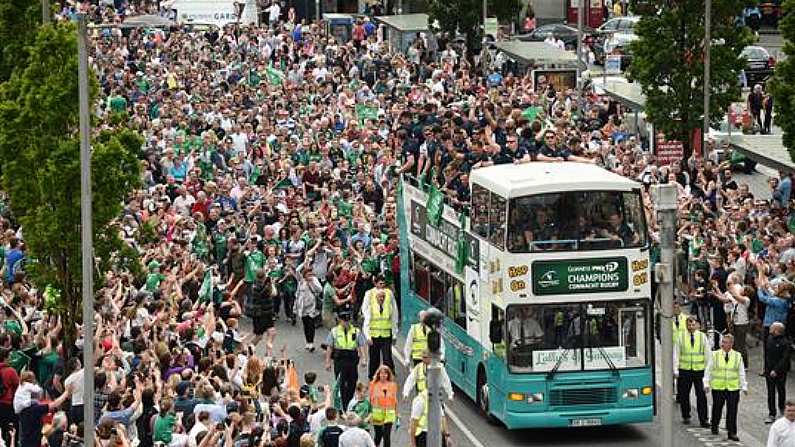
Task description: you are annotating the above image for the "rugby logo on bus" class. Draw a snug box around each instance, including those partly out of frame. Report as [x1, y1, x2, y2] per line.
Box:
[590, 261, 620, 273]
[537, 270, 560, 289]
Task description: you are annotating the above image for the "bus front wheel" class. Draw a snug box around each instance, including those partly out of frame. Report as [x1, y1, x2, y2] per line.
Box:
[476, 368, 498, 424]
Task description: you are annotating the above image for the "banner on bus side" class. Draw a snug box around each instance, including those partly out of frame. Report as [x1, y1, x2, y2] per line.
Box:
[531, 258, 628, 295]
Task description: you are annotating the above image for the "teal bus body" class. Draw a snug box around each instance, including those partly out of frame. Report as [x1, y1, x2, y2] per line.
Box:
[399, 286, 654, 429]
[397, 173, 654, 429]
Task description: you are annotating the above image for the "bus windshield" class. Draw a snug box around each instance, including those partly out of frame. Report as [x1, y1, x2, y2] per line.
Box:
[507, 190, 647, 252]
[504, 301, 649, 373]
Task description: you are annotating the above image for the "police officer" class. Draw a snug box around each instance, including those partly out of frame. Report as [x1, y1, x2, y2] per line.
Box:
[362, 276, 399, 379]
[404, 310, 446, 366]
[704, 334, 747, 442]
[325, 311, 367, 410]
[674, 316, 710, 427]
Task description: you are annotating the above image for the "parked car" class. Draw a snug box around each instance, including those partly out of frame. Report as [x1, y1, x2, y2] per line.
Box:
[741, 45, 776, 86]
[516, 23, 590, 50]
[587, 16, 640, 64]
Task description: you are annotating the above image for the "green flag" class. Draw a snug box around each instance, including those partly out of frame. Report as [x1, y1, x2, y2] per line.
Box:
[426, 184, 444, 227]
[198, 270, 213, 303]
[248, 69, 261, 86]
[266, 64, 285, 86]
[355, 103, 379, 124]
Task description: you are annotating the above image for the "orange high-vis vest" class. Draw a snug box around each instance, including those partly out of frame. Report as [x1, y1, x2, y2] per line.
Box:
[369, 380, 398, 425]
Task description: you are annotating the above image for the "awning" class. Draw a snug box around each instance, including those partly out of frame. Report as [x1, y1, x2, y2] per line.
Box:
[493, 41, 577, 65]
[374, 14, 429, 32]
[728, 134, 794, 173]
[120, 14, 175, 28]
[596, 79, 646, 111]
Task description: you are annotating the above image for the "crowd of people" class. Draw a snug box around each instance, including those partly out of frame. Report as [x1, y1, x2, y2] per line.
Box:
[0, 0, 792, 447]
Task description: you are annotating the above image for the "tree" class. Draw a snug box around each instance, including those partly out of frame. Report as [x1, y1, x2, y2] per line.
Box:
[770, 0, 795, 162]
[0, 0, 41, 82]
[627, 0, 752, 158]
[429, 0, 521, 59]
[0, 23, 142, 355]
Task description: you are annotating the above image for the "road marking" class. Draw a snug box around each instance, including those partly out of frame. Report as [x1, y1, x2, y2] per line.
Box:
[392, 346, 487, 447]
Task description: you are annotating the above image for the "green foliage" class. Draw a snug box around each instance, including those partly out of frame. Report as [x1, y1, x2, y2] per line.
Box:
[429, 0, 520, 58]
[0, 22, 142, 355]
[627, 0, 752, 156]
[0, 0, 41, 82]
[770, 0, 795, 162]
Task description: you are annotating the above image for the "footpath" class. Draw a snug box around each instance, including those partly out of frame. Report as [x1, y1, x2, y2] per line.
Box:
[659, 335, 794, 447]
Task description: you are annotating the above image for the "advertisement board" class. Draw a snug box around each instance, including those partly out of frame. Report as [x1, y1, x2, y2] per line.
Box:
[532, 69, 577, 93]
[532, 257, 628, 295]
[170, 0, 258, 27]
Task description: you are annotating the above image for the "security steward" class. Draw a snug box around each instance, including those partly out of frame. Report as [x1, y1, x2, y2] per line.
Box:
[409, 390, 449, 447]
[704, 334, 747, 442]
[404, 310, 446, 366]
[362, 276, 399, 379]
[325, 310, 367, 410]
[674, 316, 710, 427]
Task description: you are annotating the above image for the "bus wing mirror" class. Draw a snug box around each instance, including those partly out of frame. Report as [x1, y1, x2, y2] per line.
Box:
[489, 320, 503, 344]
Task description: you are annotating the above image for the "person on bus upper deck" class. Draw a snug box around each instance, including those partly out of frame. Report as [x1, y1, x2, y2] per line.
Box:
[523, 207, 557, 248]
[599, 212, 639, 246]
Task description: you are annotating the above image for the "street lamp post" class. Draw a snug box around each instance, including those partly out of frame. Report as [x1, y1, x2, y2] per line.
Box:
[703, 0, 711, 157]
[76, 13, 95, 447]
[42, 0, 50, 24]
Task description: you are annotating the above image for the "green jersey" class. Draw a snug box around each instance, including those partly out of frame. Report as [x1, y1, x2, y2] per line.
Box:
[244, 250, 265, 283]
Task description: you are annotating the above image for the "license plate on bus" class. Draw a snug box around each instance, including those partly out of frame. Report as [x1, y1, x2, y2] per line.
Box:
[570, 418, 602, 427]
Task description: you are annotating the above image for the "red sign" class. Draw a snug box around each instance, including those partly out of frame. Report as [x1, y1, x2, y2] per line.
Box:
[656, 140, 684, 166]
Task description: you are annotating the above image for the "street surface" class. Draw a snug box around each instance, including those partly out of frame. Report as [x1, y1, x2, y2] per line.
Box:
[239, 280, 791, 447]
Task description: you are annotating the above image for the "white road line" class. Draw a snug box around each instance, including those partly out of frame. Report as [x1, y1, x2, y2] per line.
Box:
[392, 346, 487, 447]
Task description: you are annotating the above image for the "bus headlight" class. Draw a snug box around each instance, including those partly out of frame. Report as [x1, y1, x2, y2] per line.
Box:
[508, 392, 525, 401]
[641, 386, 653, 396]
[622, 388, 639, 399]
[529, 393, 544, 403]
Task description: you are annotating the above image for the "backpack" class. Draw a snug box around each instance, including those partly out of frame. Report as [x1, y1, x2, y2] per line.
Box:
[318, 425, 344, 447]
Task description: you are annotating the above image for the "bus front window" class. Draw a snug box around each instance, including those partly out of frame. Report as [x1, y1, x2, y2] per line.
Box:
[506, 304, 582, 373]
[505, 301, 649, 373]
[508, 190, 648, 252]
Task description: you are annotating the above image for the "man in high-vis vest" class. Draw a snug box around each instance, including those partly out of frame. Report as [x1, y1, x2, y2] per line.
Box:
[672, 301, 689, 344]
[404, 310, 446, 366]
[325, 311, 367, 410]
[362, 276, 399, 379]
[402, 350, 454, 401]
[409, 390, 448, 447]
[704, 333, 747, 442]
[674, 316, 710, 427]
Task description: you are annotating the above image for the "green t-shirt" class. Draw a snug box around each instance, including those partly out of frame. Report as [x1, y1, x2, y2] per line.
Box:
[36, 351, 59, 386]
[2, 320, 21, 337]
[348, 398, 372, 428]
[244, 250, 265, 283]
[145, 273, 166, 292]
[153, 413, 176, 443]
[213, 232, 228, 263]
[323, 282, 336, 311]
[108, 96, 127, 113]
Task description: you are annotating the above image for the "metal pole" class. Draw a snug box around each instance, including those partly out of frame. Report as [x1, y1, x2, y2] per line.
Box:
[481, 0, 487, 70]
[315, 0, 320, 22]
[42, 0, 50, 24]
[77, 14, 95, 447]
[427, 352, 443, 447]
[703, 0, 711, 157]
[653, 184, 677, 447]
[577, 0, 584, 86]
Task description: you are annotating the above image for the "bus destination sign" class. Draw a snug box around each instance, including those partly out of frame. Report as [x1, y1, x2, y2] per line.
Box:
[531, 258, 628, 295]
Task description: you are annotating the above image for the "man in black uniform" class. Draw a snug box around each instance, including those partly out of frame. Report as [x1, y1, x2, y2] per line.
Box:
[324, 311, 367, 409]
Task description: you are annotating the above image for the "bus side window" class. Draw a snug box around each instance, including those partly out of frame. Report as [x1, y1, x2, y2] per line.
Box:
[489, 194, 507, 250]
[472, 183, 490, 239]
